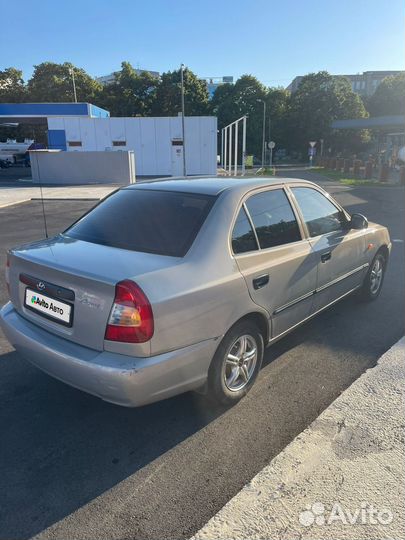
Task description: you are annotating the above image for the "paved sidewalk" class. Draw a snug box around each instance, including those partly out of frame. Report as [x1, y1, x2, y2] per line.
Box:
[0, 184, 120, 209]
[193, 337, 405, 540]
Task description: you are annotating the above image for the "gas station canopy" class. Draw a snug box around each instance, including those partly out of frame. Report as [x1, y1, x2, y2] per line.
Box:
[0, 103, 109, 124]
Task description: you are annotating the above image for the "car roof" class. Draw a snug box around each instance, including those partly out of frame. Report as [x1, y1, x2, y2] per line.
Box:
[124, 176, 314, 196]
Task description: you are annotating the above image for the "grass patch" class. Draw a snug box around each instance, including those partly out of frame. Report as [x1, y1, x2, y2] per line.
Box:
[315, 167, 380, 186]
[340, 178, 380, 186]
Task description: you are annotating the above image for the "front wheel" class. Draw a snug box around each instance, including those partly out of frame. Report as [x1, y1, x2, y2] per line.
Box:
[207, 321, 264, 406]
[359, 252, 386, 301]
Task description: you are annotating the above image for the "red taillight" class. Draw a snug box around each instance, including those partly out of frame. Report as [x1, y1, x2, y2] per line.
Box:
[105, 280, 154, 343]
[5, 254, 10, 297]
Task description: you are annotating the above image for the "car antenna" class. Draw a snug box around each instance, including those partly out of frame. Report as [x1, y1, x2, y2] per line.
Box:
[33, 150, 49, 238]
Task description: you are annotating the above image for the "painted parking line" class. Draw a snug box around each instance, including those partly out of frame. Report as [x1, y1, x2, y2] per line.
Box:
[0, 199, 31, 209]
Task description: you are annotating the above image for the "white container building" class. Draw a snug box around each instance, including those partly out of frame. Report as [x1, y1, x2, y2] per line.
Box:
[47, 116, 217, 177]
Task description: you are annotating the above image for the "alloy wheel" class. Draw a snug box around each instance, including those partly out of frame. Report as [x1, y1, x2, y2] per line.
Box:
[223, 334, 258, 392]
[370, 257, 383, 294]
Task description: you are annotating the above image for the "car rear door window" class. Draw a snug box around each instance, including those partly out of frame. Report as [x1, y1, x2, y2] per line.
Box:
[65, 189, 216, 257]
[232, 207, 259, 254]
[291, 187, 347, 237]
[245, 189, 301, 249]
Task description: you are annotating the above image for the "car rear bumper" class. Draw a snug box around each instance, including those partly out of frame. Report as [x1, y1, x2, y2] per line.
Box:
[0, 302, 218, 407]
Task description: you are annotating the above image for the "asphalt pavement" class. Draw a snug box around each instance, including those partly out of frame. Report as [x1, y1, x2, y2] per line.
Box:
[194, 337, 405, 540]
[0, 173, 404, 540]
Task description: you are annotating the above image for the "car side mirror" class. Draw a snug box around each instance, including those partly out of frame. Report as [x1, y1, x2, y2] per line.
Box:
[350, 213, 368, 230]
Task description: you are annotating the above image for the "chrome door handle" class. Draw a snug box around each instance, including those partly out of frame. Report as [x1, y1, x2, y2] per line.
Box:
[253, 274, 269, 290]
[321, 251, 332, 263]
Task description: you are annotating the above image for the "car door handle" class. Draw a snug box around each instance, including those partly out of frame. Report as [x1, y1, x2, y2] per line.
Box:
[253, 274, 269, 290]
[321, 251, 332, 263]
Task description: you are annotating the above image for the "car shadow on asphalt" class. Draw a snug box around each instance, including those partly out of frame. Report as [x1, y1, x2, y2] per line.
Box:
[0, 348, 230, 539]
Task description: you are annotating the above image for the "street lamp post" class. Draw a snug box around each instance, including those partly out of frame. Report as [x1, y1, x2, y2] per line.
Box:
[268, 141, 275, 167]
[69, 67, 77, 103]
[268, 114, 271, 166]
[309, 141, 317, 167]
[180, 64, 187, 177]
[257, 99, 266, 169]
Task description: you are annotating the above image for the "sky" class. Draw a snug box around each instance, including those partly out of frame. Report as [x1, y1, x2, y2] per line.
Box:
[1, 0, 404, 87]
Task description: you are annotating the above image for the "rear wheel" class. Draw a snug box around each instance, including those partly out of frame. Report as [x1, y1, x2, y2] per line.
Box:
[207, 321, 264, 406]
[359, 252, 386, 301]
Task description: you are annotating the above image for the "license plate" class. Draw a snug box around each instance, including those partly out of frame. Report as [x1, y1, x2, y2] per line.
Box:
[25, 288, 73, 326]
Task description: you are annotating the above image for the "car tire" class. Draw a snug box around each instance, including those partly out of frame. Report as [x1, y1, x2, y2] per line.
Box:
[207, 321, 264, 406]
[359, 252, 386, 302]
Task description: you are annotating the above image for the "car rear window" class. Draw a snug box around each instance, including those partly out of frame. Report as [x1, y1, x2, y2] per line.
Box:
[64, 189, 216, 257]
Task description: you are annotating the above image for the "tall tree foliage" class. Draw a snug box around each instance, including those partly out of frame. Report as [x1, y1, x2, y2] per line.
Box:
[264, 87, 290, 151]
[99, 62, 159, 116]
[27, 62, 102, 103]
[210, 75, 269, 157]
[0, 68, 26, 102]
[285, 71, 369, 155]
[152, 68, 209, 116]
[211, 76, 291, 157]
[367, 73, 405, 117]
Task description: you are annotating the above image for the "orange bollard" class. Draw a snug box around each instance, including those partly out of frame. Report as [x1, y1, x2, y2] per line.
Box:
[364, 161, 373, 179]
[400, 166, 405, 186]
[379, 164, 389, 182]
[353, 159, 362, 177]
[343, 159, 351, 174]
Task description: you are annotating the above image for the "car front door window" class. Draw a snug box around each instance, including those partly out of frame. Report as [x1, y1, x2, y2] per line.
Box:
[291, 187, 347, 237]
[292, 186, 365, 310]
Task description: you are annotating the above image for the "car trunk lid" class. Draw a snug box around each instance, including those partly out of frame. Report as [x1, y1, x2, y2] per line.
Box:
[9, 234, 180, 352]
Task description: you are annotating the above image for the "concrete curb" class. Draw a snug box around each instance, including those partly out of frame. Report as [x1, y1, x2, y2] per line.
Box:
[193, 337, 405, 540]
[30, 198, 100, 201]
[0, 185, 119, 209]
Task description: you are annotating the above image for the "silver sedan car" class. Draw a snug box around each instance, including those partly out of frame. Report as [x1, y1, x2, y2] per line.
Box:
[0, 177, 391, 406]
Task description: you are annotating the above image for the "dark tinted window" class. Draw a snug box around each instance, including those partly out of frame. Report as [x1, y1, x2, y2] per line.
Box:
[292, 187, 347, 237]
[65, 189, 215, 257]
[232, 207, 258, 254]
[245, 189, 301, 249]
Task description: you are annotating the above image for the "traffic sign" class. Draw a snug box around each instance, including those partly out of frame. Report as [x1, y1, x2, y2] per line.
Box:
[268, 141, 276, 149]
[309, 141, 317, 148]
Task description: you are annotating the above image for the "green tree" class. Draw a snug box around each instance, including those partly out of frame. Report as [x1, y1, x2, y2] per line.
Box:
[210, 82, 238, 127]
[99, 61, 159, 116]
[27, 62, 102, 103]
[264, 87, 290, 151]
[210, 75, 268, 157]
[286, 71, 369, 156]
[0, 68, 27, 102]
[367, 73, 405, 116]
[152, 67, 209, 116]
